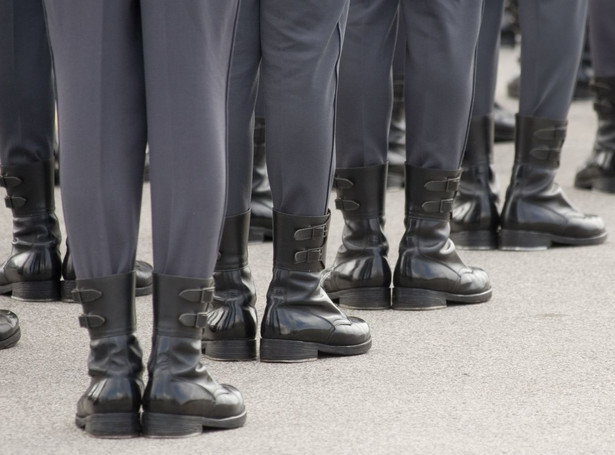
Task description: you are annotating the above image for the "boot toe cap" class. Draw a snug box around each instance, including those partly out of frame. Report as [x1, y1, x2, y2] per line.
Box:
[329, 316, 371, 346]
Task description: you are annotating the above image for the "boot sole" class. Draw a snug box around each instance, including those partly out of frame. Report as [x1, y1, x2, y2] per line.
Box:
[392, 287, 492, 310]
[75, 412, 140, 438]
[327, 287, 391, 310]
[142, 410, 247, 438]
[248, 226, 272, 243]
[202, 339, 257, 361]
[574, 176, 615, 194]
[61, 280, 152, 303]
[0, 327, 21, 350]
[259, 338, 372, 363]
[450, 230, 497, 250]
[0, 280, 59, 302]
[499, 229, 608, 251]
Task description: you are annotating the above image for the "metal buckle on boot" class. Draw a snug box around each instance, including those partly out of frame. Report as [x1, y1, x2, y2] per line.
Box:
[424, 177, 460, 193]
[422, 198, 454, 214]
[178, 312, 208, 328]
[179, 286, 215, 304]
[0, 175, 22, 188]
[294, 247, 323, 264]
[72, 288, 103, 303]
[78, 314, 106, 328]
[294, 224, 328, 241]
[4, 195, 26, 209]
[334, 198, 360, 212]
[333, 177, 353, 190]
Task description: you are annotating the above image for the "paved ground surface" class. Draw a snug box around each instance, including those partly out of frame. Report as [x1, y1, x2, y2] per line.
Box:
[2, 48, 615, 455]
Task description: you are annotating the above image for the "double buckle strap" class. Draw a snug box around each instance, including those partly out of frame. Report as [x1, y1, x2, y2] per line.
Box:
[178, 312, 208, 328]
[294, 224, 328, 241]
[179, 286, 215, 304]
[424, 177, 460, 193]
[78, 314, 106, 329]
[334, 198, 360, 211]
[294, 247, 324, 265]
[0, 175, 22, 189]
[422, 198, 454, 214]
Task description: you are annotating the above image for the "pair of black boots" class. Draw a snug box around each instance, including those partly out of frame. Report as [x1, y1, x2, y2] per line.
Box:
[0, 159, 152, 302]
[451, 115, 606, 250]
[203, 210, 371, 362]
[320, 163, 491, 311]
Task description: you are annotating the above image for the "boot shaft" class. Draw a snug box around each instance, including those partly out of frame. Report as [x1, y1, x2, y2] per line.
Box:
[514, 115, 567, 169]
[0, 159, 56, 217]
[215, 211, 250, 271]
[463, 115, 494, 167]
[404, 164, 461, 222]
[592, 77, 615, 152]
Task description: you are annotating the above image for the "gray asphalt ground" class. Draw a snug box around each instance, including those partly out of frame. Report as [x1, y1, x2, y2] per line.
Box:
[2, 48, 615, 455]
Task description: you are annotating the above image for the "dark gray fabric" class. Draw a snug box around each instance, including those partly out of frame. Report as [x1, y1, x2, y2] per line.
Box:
[588, 0, 615, 77]
[518, 0, 587, 120]
[336, 0, 483, 169]
[472, 0, 505, 116]
[228, 0, 349, 217]
[392, 10, 406, 75]
[0, 0, 54, 166]
[44, 0, 239, 280]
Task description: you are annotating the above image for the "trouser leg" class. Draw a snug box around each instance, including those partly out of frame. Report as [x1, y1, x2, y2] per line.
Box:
[588, 0, 615, 77]
[336, 0, 397, 169]
[473, 0, 505, 116]
[517, 0, 587, 120]
[260, 0, 349, 216]
[0, 0, 54, 165]
[402, 0, 483, 169]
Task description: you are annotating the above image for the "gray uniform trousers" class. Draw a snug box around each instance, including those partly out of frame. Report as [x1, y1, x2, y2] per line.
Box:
[43, 0, 239, 280]
[588, 0, 615, 77]
[336, 0, 483, 170]
[0, 0, 54, 166]
[226, 0, 349, 218]
[473, 0, 587, 120]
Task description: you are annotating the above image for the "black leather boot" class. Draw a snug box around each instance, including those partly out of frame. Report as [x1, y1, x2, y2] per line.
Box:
[393, 165, 492, 310]
[387, 74, 406, 188]
[575, 77, 615, 193]
[321, 164, 391, 309]
[72, 272, 143, 438]
[494, 102, 515, 143]
[500, 116, 607, 250]
[0, 159, 61, 301]
[142, 274, 246, 437]
[0, 310, 20, 350]
[451, 116, 500, 249]
[203, 211, 257, 361]
[249, 117, 274, 242]
[61, 242, 153, 302]
[260, 211, 372, 362]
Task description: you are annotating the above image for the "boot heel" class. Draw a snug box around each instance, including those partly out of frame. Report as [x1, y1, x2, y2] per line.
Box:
[202, 339, 257, 361]
[260, 338, 318, 363]
[61, 280, 77, 303]
[392, 288, 447, 310]
[142, 412, 203, 438]
[499, 229, 551, 250]
[336, 287, 391, 310]
[450, 230, 497, 250]
[12, 280, 59, 302]
[76, 412, 140, 438]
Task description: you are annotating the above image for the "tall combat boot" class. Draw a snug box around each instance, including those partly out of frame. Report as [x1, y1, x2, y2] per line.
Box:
[387, 74, 406, 188]
[142, 274, 246, 437]
[73, 272, 143, 438]
[393, 165, 492, 310]
[500, 116, 607, 250]
[249, 118, 274, 242]
[322, 164, 391, 309]
[61, 242, 153, 302]
[203, 211, 258, 361]
[0, 159, 61, 301]
[575, 77, 615, 193]
[260, 211, 372, 362]
[0, 309, 20, 350]
[451, 116, 500, 249]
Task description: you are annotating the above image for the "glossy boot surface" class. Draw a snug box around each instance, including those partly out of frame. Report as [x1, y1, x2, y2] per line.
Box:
[387, 74, 406, 188]
[73, 272, 143, 438]
[393, 165, 492, 310]
[322, 165, 391, 309]
[61, 242, 153, 302]
[249, 117, 273, 242]
[493, 102, 515, 143]
[500, 116, 607, 250]
[143, 274, 246, 438]
[260, 211, 371, 363]
[0, 160, 61, 301]
[203, 211, 257, 361]
[575, 77, 615, 193]
[451, 115, 500, 250]
[0, 309, 20, 349]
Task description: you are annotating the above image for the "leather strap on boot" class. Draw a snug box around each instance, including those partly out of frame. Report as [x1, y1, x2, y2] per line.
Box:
[405, 165, 461, 221]
[153, 273, 214, 339]
[333, 164, 387, 219]
[463, 115, 494, 166]
[272, 210, 330, 273]
[0, 159, 56, 216]
[73, 272, 136, 340]
[215, 211, 250, 272]
[515, 115, 567, 168]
